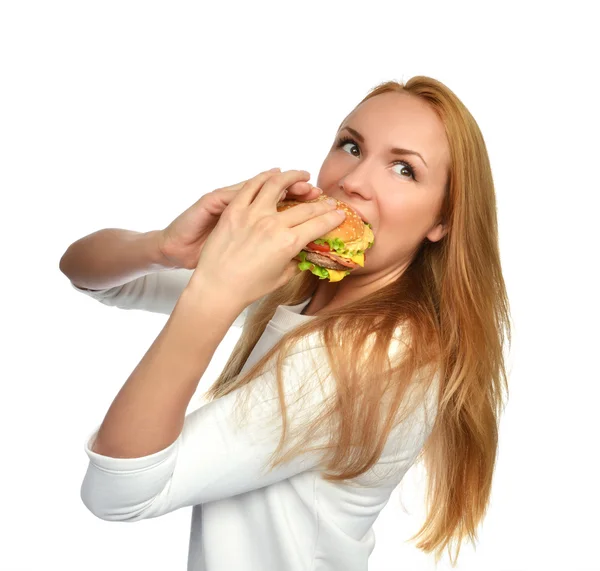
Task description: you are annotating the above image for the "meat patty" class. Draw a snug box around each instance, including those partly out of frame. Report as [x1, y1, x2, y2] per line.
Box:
[303, 251, 348, 271]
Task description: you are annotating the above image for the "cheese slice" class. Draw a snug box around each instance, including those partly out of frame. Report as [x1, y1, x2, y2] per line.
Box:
[326, 269, 348, 282]
[313, 225, 373, 282]
[349, 252, 364, 267]
[324, 253, 364, 282]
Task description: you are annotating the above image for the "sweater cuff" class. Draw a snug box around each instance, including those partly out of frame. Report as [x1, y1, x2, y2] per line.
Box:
[84, 424, 179, 473]
[70, 281, 117, 299]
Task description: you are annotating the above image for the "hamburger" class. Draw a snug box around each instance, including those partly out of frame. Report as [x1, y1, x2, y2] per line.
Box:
[277, 194, 374, 282]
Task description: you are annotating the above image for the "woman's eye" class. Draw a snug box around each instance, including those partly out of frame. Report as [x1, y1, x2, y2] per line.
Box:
[392, 163, 416, 180]
[337, 136, 416, 181]
[341, 142, 359, 156]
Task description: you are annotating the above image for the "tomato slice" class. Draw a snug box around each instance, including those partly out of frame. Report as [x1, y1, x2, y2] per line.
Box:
[306, 241, 330, 252]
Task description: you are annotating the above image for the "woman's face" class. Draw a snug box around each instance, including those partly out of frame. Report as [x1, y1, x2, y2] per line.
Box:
[316, 91, 451, 281]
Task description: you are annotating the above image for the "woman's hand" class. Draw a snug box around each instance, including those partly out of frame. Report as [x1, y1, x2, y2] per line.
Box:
[157, 168, 323, 270]
[190, 169, 345, 307]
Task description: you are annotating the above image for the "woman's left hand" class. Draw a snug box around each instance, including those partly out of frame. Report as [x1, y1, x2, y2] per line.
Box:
[191, 169, 345, 307]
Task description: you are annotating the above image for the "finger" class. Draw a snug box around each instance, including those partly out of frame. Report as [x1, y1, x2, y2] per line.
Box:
[285, 182, 323, 201]
[241, 170, 310, 209]
[283, 181, 312, 198]
[277, 197, 340, 229]
[271, 259, 301, 291]
[218, 168, 280, 193]
[219, 180, 249, 193]
[293, 207, 346, 250]
[228, 169, 288, 208]
[285, 259, 303, 281]
[260, 170, 312, 207]
[304, 185, 324, 200]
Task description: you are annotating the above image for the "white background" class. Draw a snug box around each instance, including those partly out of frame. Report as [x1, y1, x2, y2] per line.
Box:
[1, 1, 598, 570]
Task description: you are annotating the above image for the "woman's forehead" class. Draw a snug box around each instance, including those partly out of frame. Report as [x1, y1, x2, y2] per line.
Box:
[344, 93, 449, 169]
[350, 92, 441, 133]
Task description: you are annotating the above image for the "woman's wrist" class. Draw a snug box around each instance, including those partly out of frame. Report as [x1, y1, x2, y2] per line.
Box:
[147, 229, 180, 270]
[61, 228, 179, 291]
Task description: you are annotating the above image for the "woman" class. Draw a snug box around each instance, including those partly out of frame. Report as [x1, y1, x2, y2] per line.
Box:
[61, 76, 511, 570]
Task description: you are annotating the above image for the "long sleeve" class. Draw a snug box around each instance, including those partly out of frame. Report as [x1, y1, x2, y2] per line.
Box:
[80, 328, 441, 523]
[80, 335, 337, 522]
[70, 268, 259, 328]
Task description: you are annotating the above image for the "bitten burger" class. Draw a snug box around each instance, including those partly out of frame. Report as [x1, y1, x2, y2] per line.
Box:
[277, 194, 374, 282]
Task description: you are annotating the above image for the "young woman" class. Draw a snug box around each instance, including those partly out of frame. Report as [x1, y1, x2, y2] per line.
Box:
[61, 76, 511, 570]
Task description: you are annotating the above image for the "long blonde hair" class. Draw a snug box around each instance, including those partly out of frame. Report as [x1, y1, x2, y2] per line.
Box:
[206, 76, 512, 565]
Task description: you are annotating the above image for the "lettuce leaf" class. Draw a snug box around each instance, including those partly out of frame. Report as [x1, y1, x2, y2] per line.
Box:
[311, 223, 371, 256]
[312, 237, 346, 253]
[312, 237, 366, 257]
[296, 250, 330, 280]
[296, 251, 352, 281]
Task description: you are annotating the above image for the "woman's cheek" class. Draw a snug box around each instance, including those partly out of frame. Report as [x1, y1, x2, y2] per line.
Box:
[386, 207, 425, 246]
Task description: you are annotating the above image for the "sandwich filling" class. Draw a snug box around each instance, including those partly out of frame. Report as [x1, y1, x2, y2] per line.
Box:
[297, 223, 375, 281]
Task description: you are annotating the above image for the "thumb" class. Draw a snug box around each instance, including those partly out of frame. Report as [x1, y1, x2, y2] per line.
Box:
[281, 259, 302, 285]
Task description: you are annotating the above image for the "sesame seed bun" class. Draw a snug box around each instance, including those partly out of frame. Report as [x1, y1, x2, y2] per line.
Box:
[277, 193, 374, 282]
[276, 193, 366, 243]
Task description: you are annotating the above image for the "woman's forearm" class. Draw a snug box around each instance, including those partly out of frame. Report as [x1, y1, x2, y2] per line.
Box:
[91, 278, 244, 459]
[59, 228, 176, 290]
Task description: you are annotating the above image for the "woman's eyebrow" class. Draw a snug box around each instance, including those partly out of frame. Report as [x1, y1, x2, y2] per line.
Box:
[341, 126, 428, 169]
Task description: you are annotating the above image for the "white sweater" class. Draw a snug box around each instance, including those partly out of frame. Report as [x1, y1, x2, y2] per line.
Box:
[72, 268, 438, 571]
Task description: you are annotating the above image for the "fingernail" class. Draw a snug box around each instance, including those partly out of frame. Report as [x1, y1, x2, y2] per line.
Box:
[326, 198, 337, 205]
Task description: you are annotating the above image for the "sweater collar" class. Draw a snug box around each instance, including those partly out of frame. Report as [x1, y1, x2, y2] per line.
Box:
[271, 297, 315, 331]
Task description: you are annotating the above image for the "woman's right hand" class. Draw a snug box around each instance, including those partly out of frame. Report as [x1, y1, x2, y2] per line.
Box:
[157, 168, 323, 270]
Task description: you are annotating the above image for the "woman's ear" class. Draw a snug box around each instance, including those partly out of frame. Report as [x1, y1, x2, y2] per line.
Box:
[426, 221, 448, 243]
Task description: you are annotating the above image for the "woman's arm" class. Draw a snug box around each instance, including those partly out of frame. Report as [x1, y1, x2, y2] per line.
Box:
[90, 275, 246, 459]
[81, 315, 336, 521]
[59, 228, 175, 291]
[80, 328, 439, 521]
[62, 228, 262, 323]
